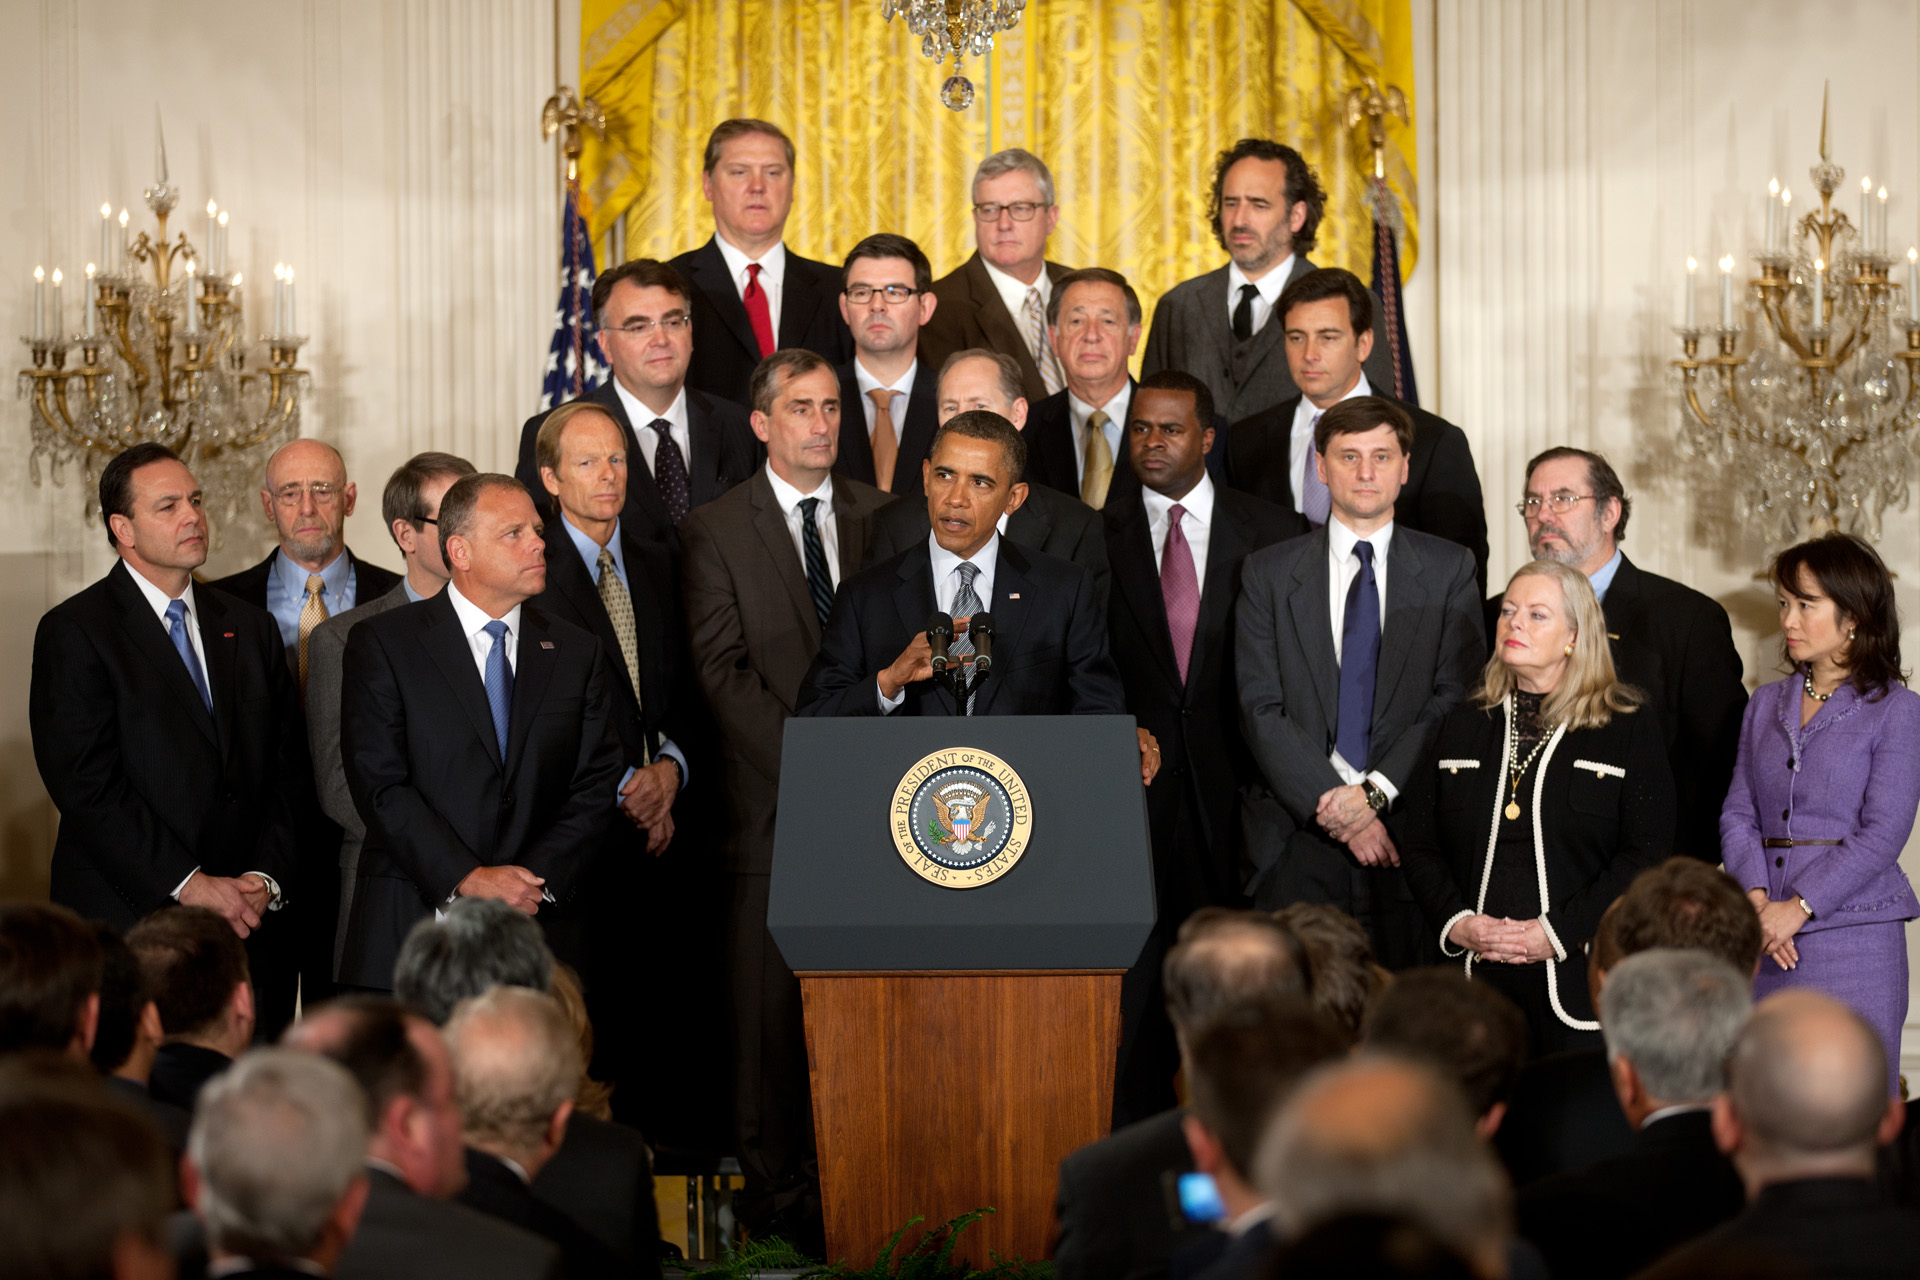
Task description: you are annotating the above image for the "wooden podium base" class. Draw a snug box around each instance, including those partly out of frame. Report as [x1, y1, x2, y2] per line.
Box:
[798, 969, 1123, 1268]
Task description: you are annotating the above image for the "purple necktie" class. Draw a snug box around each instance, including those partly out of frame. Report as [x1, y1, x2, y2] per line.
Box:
[1161, 504, 1200, 685]
[1301, 411, 1331, 527]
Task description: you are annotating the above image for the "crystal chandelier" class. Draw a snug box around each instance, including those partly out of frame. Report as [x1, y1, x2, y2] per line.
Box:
[882, 0, 1026, 111]
[17, 122, 307, 532]
[1673, 89, 1919, 548]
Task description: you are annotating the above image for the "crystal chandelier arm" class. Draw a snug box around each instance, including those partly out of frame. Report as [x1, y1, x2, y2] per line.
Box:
[1763, 288, 1814, 362]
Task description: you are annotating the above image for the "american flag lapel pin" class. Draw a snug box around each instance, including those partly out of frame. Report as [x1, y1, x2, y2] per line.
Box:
[540, 640, 555, 650]
[1007, 592, 1021, 599]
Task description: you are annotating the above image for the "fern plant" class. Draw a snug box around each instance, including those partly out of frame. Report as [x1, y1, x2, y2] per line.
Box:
[665, 1208, 1052, 1280]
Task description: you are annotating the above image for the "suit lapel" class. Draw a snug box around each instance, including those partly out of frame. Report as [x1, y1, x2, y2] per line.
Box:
[418, 593, 504, 769]
[1110, 504, 1182, 689]
[505, 606, 560, 773]
[1372, 531, 1424, 716]
[974, 541, 1033, 715]
[965, 254, 1041, 388]
[779, 255, 824, 348]
[830, 476, 875, 577]
[896, 369, 941, 493]
[892, 550, 939, 671]
[834, 363, 878, 486]
[110, 564, 221, 747]
[1286, 532, 1341, 736]
[1198, 267, 1239, 386]
[685, 390, 727, 506]
[1189, 494, 1254, 683]
[546, 534, 630, 700]
[689, 238, 762, 361]
[749, 472, 823, 647]
[595, 381, 675, 536]
[195, 590, 242, 756]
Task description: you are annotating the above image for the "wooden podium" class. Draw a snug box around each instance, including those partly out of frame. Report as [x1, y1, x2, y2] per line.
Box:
[772, 717, 1155, 1268]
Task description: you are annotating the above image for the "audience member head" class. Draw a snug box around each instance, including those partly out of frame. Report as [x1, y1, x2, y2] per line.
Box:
[1609, 858, 1765, 981]
[1599, 949, 1751, 1130]
[1257, 1056, 1512, 1280]
[1363, 969, 1526, 1139]
[536, 402, 629, 542]
[1521, 446, 1630, 577]
[0, 902, 102, 1060]
[443, 986, 582, 1180]
[126, 906, 254, 1059]
[1313, 397, 1412, 534]
[840, 233, 937, 368]
[90, 923, 164, 1083]
[749, 347, 842, 488]
[436, 474, 547, 617]
[1209, 138, 1326, 272]
[592, 258, 695, 409]
[259, 438, 355, 572]
[936, 349, 1029, 428]
[1128, 369, 1216, 501]
[1182, 995, 1346, 1221]
[184, 1048, 370, 1272]
[970, 148, 1059, 282]
[1770, 531, 1905, 698]
[547, 962, 612, 1121]
[1480, 560, 1640, 729]
[1278, 267, 1376, 409]
[0, 1055, 175, 1280]
[393, 897, 554, 1026]
[701, 119, 795, 255]
[923, 410, 1030, 559]
[381, 451, 476, 594]
[1272, 902, 1386, 1048]
[1267, 1214, 1479, 1280]
[1163, 907, 1308, 1046]
[100, 441, 208, 586]
[285, 995, 468, 1199]
[1046, 267, 1142, 405]
[1714, 989, 1902, 1193]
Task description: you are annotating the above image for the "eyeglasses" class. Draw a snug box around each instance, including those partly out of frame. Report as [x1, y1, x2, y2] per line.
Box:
[602, 315, 691, 338]
[1515, 493, 1596, 518]
[842, 284, 921, 305]
[272, 482, 342, 508]
[416, 516, 438, 527]
[972, 201, 1049, 222]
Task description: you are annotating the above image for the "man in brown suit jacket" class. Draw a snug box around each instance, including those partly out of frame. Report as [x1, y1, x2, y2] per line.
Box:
[680, 348, 891, 1252]
[919, 149, 1073, 406]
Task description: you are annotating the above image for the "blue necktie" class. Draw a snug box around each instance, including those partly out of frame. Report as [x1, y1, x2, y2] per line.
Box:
[165, 598, 213, 714]
[483, 620, 513, 762]
[1336, 540, 1380, 772]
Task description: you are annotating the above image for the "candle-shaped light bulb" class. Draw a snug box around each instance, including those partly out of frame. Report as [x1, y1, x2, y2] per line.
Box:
[117, 208, 129, 273]
[205, 200, 217, 268]
[183, 260, 199, 335]
[1909, 247, 1919, 324]
[216, 210, 229, 274]
[1719, 254, 1735, 328]
[273, 263, 286, 334]
[84, 263, 96, 337]
[1878, 186, 1890, 254]
[1813, 258, 1826, 326]
[32, 266, 44, 340]
[286, 266, 296, 334]
[1767, 178, 1780, 252]
[99, 203, 113, 274]
[49, 267, 62, 338]
[1685, 256, 1698, 328]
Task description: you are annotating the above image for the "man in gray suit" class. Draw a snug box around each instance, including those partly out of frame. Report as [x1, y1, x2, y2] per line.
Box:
[306, 452, 476, 981]
[1142, 140, 1396, 425]
[1236, 397, 1481, 969]
[867, 348, 1109, 610]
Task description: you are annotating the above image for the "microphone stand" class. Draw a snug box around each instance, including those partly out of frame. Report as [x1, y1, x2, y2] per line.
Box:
[927, 610, 994, 717]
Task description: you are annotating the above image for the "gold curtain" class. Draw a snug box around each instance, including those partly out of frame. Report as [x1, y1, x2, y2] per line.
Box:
[582, 0, 1417, 329]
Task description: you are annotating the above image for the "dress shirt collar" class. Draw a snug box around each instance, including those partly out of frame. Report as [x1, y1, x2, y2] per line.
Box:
[1224, 1199, 1277, 1239]
[493, 1152, 535, 1185]
[1068, 380, 1132, 428]
[714, 233, 786, 289]
[1328, 513, 1395, 568]
[1141, 469, 1215, 529]
[765, 465, 835, 517]
[125, 560, 197, 616]
[1295, 370, 1372, 429]
[981, 255, 1050, 321]
[561, 512, 624, 583]
[1228, 255, 1295, 306]
[854, 356, 917, 401]
[927, 531, 1000, 609]
[612, 379, 687, 439]
[1642, 1103, 1712, 1129]
[446, 581, 522, 634]
[1588, 547, 1625, 602]
[270, 545, 352, 603]
[403, 577, 430, 604]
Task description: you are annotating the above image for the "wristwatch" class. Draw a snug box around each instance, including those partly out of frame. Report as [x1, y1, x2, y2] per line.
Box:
[1361, 779, 1389, 813]
[1797, 895, 1815, 920]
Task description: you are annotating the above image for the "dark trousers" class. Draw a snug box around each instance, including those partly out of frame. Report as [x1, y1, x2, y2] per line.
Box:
[1253, 829, 1426, 971]
[727, 870, 819, 1234]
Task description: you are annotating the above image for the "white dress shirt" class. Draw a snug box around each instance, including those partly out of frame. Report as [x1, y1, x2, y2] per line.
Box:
[1141, 470, 1215, 588]
[1225, 254, 1294, 337]
[714, 233, 786, 342]
[1289, 371, 1371, 511]
[445, 583, 520, 680]
[1326, 515, 1398, 800]
[853, 357, 916, 445]
[614, 381, 690, 480]
[981, 257, 1051, 331]
[1067, 382, 1132, 484]
[878, 533, 1001, 712]
[764, 465, 844, 588]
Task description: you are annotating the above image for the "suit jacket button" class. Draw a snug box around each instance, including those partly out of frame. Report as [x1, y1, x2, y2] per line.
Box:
[1181, 708, 1193, 718]
[1776, 856, 1785, 868]
[1781, 809, 1790, 821]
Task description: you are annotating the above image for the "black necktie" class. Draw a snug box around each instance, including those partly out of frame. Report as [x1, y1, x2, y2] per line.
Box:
[1337, 541, 1381, 772]
[648, 418, 692, 526]
[1232, 283, 1259, 342]
[798, 497, 835, 629]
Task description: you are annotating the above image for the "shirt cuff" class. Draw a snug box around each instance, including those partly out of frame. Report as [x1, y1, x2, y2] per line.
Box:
[171, 868, 200, 899]
[616, 765, 636, 806]
[1365, 770, 1400, 805]
[1328, 749, 1363, 786]
[656, 739, 689, 789]
[878, 678, 906, 714]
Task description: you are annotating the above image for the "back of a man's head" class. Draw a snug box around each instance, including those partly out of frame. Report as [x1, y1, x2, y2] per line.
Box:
[1257, 1056, 1513, 1278]
[1163, 908, 1307, 1040]
[126, 906, 251, 1044]
[1272, 1213, 1479, 1280]
[188, 1048, 370, 1267]
[1185, 994, 1346, 1181]
[443, 986, 582, 1173]
[394, 897, 554, 1025]
[1612, 859, 1763, 976]
[1723, 990, 1892, 1184]
[1273, 902, 1385, 1046]
[1363, 969, 1527, 1125]
[89, 923, 153, 1078]
[0, 902, 103, 1057]
[1599, 949, 1751, 1106]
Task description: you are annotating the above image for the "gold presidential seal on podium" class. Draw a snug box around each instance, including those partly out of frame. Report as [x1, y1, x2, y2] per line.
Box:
[891, 747, 1033, 888]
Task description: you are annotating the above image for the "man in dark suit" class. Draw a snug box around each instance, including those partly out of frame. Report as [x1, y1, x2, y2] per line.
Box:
[1505, 448, 1746, 861]
[919, 148, 1073, 404]
[1236, 397, 1482, 968]
[1518, 950, 1750, 1280]
[1105, 370, 1305, 1122]
[833, 234, 942, 499]
[308, 453, 477, 980]
[126, 906, 255, 1112]
[680, 347, 893, 1249]
[1224, 267, 1488, 594]
[1643, 990, 1920, 1280]
[517, 257, 761, 553]
[1022, 267, 1139, 512]
[867, 348, 1110, 609]
[30, 442, 306, 1033]
[338, 474, 622, 989]
[666, 119, 852, 404]
[1142, 141, 1399, 425]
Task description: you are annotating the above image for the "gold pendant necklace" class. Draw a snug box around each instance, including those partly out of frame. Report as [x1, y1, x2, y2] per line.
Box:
[1504, 704, 1550, 822]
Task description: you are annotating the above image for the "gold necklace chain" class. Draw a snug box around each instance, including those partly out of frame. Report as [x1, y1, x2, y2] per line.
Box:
[1504, 705, 1551, 821]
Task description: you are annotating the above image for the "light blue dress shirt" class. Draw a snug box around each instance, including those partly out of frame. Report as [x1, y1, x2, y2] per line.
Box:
[1588, 548, 1624, 603]
[265, 549, 357, 647]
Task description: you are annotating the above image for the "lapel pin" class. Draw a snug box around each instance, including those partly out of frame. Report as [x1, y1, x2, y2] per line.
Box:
[540, 640, 555, 650]
[1007, 592, 1021, 600]
[222, 632, 234, 638]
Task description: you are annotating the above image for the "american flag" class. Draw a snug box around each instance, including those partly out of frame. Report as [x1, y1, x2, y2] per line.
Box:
[1366, 175, 1420, 408]
[539, 179, 610, 411]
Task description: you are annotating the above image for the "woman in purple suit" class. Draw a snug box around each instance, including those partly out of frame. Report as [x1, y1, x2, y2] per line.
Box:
[1722, 533, 1920, 1085]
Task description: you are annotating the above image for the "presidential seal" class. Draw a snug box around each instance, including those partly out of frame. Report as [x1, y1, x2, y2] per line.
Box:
[890, 748, 1033, 888]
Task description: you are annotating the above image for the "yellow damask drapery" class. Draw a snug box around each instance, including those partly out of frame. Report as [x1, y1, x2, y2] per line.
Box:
[579, 0, 1416, 328]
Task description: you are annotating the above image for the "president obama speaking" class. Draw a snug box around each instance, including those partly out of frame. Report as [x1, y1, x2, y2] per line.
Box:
[797, 410, 1158, 782]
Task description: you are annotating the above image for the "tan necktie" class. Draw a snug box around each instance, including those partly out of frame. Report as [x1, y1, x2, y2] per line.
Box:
[1022, 285, 1065, 396]
[1081, 410, 1115, 509]
[868, 388, 899, 492]
[297, 573, 328, 698]
[597, 548, 649, 765]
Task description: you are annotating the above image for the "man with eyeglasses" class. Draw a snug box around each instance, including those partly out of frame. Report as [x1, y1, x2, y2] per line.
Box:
[833, 234, 942, 499]
[515, 257, 760, 554]
[1503, 448, 1746, 862]
[919, 148, 1075, 406]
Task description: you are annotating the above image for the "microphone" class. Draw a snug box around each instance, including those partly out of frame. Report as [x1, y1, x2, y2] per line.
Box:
[969, 611, 996, 675]
[927, 611, 955, 673]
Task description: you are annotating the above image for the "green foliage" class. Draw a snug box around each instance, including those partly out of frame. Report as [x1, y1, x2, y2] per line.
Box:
[665, 1209, 1052, 1280]
[927, 817, 950, 845]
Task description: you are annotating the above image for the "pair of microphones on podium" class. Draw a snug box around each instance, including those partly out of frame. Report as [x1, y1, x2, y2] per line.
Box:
[926, 609, 996, 716]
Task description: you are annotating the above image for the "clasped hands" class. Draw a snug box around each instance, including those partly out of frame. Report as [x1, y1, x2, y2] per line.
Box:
[620, 759, 680, 854]
[1750, 887, 1807, 971]
[1316, 783, 1397, 866]
[1448, 914, 1555, 964]
[178, 871, 274, 938]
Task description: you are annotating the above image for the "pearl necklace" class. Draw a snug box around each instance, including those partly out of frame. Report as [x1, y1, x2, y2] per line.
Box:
[1803, 666, 1836, 702]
